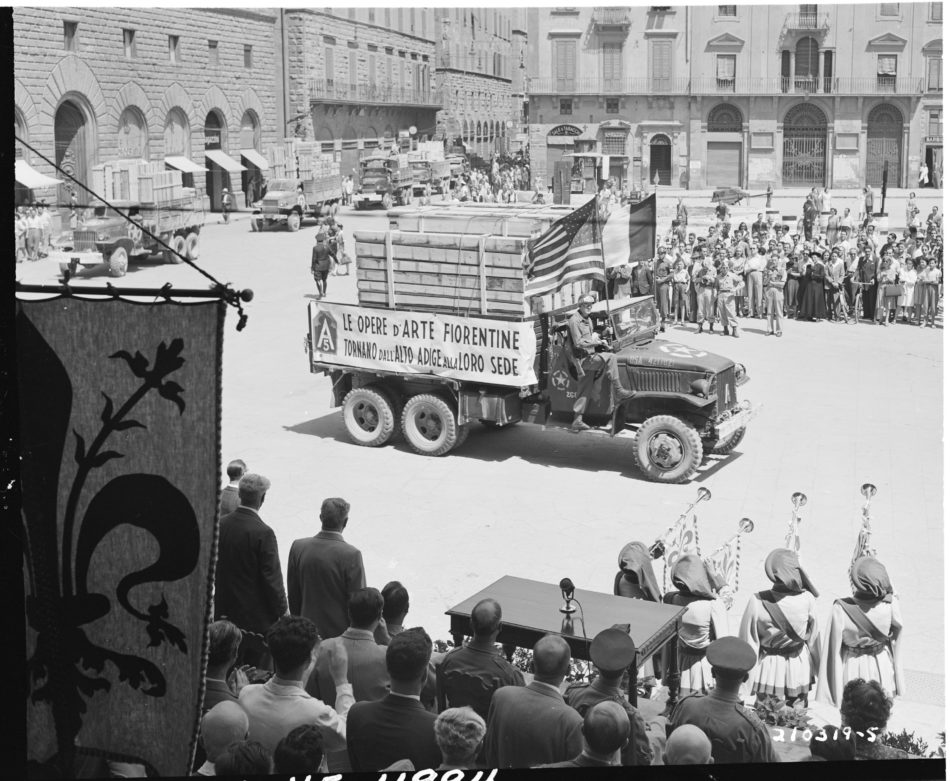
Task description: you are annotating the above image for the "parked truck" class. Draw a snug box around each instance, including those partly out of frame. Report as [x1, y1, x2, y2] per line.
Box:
[305, 210, 759, 483]
[50, 198, 205, 278]
[407, 155, 453, 198]
[251, 174, 341, 232]
[352, 154, 414, 210]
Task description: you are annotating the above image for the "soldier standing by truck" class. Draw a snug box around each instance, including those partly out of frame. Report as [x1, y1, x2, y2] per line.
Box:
[311, 230, 333, 299]
[565, 294, 637, 431]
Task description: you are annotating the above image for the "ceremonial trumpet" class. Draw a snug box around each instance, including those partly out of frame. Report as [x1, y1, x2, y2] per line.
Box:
[785, 492, 807, 553]
[706, 518, 755, 561]
[851, 483, 878, 565]
[649, 487, 711, 559]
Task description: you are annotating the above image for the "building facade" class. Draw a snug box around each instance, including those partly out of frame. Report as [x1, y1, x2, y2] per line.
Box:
[525, 3, 943, 191]
[13, 6, 282, 209]
[284, 8, 442, 177]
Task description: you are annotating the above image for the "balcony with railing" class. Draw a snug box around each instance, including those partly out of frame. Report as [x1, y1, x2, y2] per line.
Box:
[688, 75, 923, 95]
[592, 7, 631, 30]
[527, 76, 690, 95]
[308, 79, 442, 108]
[781, 10, 830, 34]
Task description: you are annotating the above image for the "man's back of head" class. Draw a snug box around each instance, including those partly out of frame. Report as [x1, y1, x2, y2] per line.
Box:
[273, 724, 324, 775]
[226, 459, 247, 482]
[238, 473, 270, 509]
[201, 701, 249, 762]
[386, 627, 432, 686]
[320, 497, 350, 531]
[664, 724, 713, 765]
[348, 587, 384, 631]
[531, 634, 571, 684]
[266, 616, 319, 678]
[381, 581, 410, 626]
[470, 598, 502, 640]
[582, 701, 630, 758]
[207, 620, 242, 672]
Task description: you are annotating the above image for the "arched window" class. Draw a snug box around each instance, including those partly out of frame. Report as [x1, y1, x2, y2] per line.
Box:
[164, 107, 190, 157]
[708, 104, 742, 133]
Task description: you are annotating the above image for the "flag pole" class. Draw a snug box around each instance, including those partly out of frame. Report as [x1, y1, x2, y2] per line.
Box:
[598, 193, 612, 324]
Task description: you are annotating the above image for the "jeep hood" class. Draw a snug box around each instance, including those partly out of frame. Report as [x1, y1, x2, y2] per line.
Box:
[615, 339, 735, 374]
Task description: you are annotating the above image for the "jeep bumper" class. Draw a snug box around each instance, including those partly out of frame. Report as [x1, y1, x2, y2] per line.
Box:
[714, 401, 761, 445]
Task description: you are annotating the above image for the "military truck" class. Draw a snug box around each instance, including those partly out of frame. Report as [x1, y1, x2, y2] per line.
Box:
[352, 154, 414, 210]
[407, 156, 453, 198]
[251, 174, 340, 232]
[49, 199, 205, 278]
[306, 295, 758, 483]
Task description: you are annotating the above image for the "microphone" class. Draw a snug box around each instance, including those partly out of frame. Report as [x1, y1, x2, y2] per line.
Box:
[559, 577, 576, 614]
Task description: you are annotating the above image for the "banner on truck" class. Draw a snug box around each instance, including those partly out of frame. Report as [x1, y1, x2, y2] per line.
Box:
[310, 302, 538, 387]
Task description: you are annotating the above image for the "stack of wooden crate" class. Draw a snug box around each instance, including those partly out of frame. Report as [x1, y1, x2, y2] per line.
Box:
[354, 229, 530, 317]
[266, 145, 292, 179]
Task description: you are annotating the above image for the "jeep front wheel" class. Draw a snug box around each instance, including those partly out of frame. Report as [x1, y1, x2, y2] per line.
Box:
[342, 386, 397, 447]
[401, 394, 459, 456]
[287, 211, 302, 232]
[703, 427, 746, 456]
[107, 247, 129, 277]
[381, 193, 393, 210]
[633, 415, 702, 484]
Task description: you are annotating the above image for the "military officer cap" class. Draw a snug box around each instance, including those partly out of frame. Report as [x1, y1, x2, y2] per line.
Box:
[590, 627, 636, 674]
[579, 294, 597, 306]
[705, 637, 756, 674]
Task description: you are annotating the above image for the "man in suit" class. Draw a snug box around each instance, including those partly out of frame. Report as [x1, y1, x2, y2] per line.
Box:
[381, 581, 410, 638]
[219, 458, 246, 517]
[436, 598, 524, 719]
[346, 628, 442, 771]
[631, 261, 654, 296]
[214, 473, 288, 667]
[535, 701, 630, 769]
[288, 497, 366, 641]
[484, 634, 584, 768]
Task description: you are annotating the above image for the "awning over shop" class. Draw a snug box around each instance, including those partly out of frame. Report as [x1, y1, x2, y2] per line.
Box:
[165, 156, 208, 174]
[204, 149, 246, 173]
[15, 160, 62, 188]
[239, 149, 270, 170]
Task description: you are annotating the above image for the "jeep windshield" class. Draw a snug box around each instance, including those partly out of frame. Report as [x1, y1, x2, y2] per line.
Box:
[589, 297, 658, 344]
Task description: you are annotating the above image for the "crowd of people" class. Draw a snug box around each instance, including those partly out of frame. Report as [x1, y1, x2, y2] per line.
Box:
[195, 460, 914, 775]
[449, 152, 533, 205]
[608, 195, 943, 336]
[14, 204, 54, 262]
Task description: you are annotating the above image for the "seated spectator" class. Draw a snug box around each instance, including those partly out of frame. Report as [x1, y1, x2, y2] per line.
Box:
[273, 724, 324, 776]
[808, 729, 857, 762]
[219, 459, 246, 517]
[484, 634, 583, 768]
[240, 616, 353, 757]
[213, 740, 272, 776]
[536, 700, 630, 769]
[434, 707, 487, 770]
[195, 702, 249, 776]
[663, 725, 713, 765]
[436, 598, 525, 719]
[840, 678, 909, 760]
[346, 628, 442, 771]
[204, 620, 245, 713]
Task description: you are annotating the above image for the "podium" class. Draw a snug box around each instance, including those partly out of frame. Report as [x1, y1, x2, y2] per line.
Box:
[445, 575, 685, 705]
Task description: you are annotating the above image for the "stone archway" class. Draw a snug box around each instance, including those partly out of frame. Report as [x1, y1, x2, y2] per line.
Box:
[239, 109, 261, 151]
[866, 103, 903, 188]
[649, 134, 672, 186]
[706, 104, 744, 187]
[204, 109, 228, 209]
[55, 97, 95, 204]
[164, 107, 191, 158]
[117, 106, 149, 160]
[782, 103, 827, 186]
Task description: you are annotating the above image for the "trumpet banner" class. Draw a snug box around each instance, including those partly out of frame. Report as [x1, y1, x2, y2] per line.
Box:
[658, 514, 701, 593]
[706, 536, 742, 595]
[17, 298, 224, 776]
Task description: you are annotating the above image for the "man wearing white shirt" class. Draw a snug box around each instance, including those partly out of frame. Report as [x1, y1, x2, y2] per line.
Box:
[744, 249, 765, 318]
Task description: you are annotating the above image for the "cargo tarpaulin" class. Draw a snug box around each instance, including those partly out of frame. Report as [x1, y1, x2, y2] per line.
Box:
[18, 297, 224, 776]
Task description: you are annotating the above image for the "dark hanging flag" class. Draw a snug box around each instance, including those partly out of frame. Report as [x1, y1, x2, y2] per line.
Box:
[525, 197, 605, 297]
[602, 194, 658, 269]
[18, 297, 224, 777]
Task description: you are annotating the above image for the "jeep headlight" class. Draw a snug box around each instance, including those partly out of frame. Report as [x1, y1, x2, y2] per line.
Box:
[690, 379, 711, 398]
[734, 363, 746, 382]
[97, 233, 108, 241]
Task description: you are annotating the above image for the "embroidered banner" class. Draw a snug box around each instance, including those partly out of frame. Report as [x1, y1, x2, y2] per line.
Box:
[18, 297, 223, 776]
[310, 301, 538, 387]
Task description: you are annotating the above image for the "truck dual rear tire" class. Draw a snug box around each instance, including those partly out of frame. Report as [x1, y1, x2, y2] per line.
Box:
[342, 386, 398, 447]
[632, 415, 702, 484]
[165, 235, 186, 264]
[381, 193, 393, 210]
[401, 394, 460, 456]
[185, 232, 200, 260]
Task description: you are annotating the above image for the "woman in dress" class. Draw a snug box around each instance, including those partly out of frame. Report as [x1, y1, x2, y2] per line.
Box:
[798, 251, 827, 321]
[898, 257, 917, 322]
[661, 555, 730, 700]
[875, 251, 900, 325]
[739, 549, 820, 706]
[614, 541, 663, 697]
[905, 191, 920, 229]
[784, 253, 804, 319]
[816, 557, 904, 708]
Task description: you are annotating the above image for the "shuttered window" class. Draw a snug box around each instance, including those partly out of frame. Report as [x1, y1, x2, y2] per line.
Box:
[603, 43, 622, 90]
[927, 57, 942, 91]
[326, 47, 335, 87]
[716, 54, 736, 88]
[651, 40, 672, 90]
[554, 39, 576, 90]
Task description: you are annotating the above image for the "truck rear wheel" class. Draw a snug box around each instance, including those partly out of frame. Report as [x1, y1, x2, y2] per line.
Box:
[107, 247, 129, 277]
[164, 235, 186, 264]
[401, 394, 459, 456]
[342, 386, 397, 447]
[633, 415, 702, 484]
[287, 212, 301, 232]
[703, 427, 746, 456]
[381, 193, 393, 210]
[185, 232, 200, 260]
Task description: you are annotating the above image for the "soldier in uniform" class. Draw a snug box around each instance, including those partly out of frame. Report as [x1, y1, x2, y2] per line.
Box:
[564, 627, 657, 766]
[565, 294, 637, 432]
[714, 262, 742, 338]
[669, 637, 779, 764]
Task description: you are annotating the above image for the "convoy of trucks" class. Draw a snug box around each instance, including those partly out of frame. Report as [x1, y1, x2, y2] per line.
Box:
[352, 154, 415, 210]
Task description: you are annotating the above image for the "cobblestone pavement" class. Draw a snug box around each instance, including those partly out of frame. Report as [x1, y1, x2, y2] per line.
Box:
[17, 192, 944, 749]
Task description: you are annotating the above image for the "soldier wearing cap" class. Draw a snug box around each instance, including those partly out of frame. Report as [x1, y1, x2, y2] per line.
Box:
[564, 295, 637, 432]
[669, 637, 778, 764]
[564, 628, 656, 766]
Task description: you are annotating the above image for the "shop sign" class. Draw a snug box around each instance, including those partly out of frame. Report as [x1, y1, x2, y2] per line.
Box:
[548, 124, 582, 137]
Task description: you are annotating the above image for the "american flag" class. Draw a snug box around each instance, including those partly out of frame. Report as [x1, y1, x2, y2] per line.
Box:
[525, 197, 604, 297]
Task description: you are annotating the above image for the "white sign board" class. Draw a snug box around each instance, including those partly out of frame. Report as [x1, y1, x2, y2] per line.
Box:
[310, 302, 538, 387]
